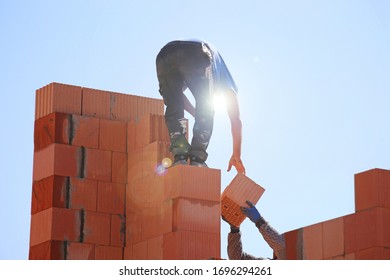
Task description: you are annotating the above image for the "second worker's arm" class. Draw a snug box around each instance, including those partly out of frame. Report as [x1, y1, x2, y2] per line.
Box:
[241, 201, 285, 259]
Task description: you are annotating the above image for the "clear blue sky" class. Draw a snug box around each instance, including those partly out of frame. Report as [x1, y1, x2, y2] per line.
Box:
[1, 0, 389, 260]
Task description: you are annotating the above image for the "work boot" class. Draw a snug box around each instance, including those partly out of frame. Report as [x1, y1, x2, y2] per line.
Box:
[190, 156, 208, 168]
[173, 154, 188, 166]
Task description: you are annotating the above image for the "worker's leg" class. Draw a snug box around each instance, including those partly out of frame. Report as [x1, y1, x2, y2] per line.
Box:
[187, 74, 214, 164]
[156, 50, 191, 162]
[179, 46, 214, 164]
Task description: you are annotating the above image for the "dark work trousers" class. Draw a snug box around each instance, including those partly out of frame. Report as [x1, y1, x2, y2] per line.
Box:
[156, 41, 215, 162]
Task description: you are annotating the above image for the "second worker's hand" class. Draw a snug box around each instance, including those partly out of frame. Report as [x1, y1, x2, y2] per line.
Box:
[240, 200, 261, 224]
[227, 155, 246, 174]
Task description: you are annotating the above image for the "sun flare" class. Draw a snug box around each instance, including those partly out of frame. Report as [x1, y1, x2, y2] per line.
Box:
[213, 93, 226, 112]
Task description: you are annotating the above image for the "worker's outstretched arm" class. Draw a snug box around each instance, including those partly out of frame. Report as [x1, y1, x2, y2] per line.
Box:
[225, 89, 246, 174]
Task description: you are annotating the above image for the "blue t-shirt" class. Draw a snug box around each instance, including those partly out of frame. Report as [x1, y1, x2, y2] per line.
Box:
[178, 39, 238, 95]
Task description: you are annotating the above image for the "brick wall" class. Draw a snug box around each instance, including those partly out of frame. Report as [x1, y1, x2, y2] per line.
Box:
[29, 82, 389, 260]
[29, 82, 221, 260]
[283, 168, 390, 260]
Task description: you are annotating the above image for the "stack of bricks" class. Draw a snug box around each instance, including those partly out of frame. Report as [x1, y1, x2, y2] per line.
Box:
[29, 82, 221, 260]
[283, 168, 390, 260]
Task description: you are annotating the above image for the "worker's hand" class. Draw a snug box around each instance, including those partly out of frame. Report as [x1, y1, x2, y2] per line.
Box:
[240, 200, 261, 224]
[227, 155, 246, 174]
[221, 215, 239, 232]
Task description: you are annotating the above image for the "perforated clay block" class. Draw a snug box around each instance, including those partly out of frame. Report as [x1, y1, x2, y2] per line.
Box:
[221, 173, 265, 227]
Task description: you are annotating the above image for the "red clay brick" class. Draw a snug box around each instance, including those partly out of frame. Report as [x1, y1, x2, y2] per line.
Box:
[220, 173, 265, 227]
[132, 240, 148, 260]
[284, 228, 303, 260]
[163, 230, 220, 260]
[31, 176, 67, 214]
[157, 200, 174, 235]
[82, 87, 111, 119]
[126, 211, 142, 245]
[354, 247, 390, 260]
[126, 176, 150, 213]
[114, 94, 164, 125]
[172, 198, 220, 234]
[323, 217, 344, 259]
[99, 119, 127, 152]
[83, 211, 111, 246]
[127, 145, 144, 184]
[136, 96, 164, 119]
[97, 181, 125, 214]
[302, 222, 323, 260]
[66, 242, 95, 260]
[111, 214, 125, 247]
[95, 246, 123, 260]
[135, 114, 170, 149]
[69, 178, 98, 211]
[164, 165, 221, 202]
[123, 246, 133, 260]
[127, 141, 170, 183]
[148, 236, 163, 260]
[127, 121, 136, 153]
[142, 141, 171, 177]
[140, 206, 159, 241]
[344, 207, 390, 254]
[126, 205, 169, 246]
[30, 207, 81, 247]
[355, 168, 390, 212]
[71, 114, 100, 148]
[34, 112, 100, 150]
[126, 199, 173, 246]
[35, 83, 82, 120]
[84, 148, 112, 181]
[29, 240, 65, 260]
[33, 144, 82, 181]
[31, 176, 98, 214]
[112, 152, 127, 184]
[126, 175, 165, 212]
[110, 92, 139, 122]
[329, 253, 356, 260]
[34, 112, 70, 151]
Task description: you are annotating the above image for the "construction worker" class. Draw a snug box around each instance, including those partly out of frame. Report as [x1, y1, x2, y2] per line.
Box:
[223, 201, 285, 260]
[156, 39, 245, 173]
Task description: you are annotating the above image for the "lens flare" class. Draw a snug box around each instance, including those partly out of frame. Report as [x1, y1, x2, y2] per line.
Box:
[162, 157, 172, 168]
[155, 163, 167, 176]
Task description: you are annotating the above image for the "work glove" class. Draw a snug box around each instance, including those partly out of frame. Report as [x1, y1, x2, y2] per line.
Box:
[240, 200, 263, 225]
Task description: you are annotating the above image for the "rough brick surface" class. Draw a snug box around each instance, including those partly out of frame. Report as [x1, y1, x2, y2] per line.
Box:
[112, 152, 127, 184]
[84, 148, 112, 181]
[71, 114, 100, 148]
[344, 207, 390, 254]
[302, 222, 323, 260]
[163, 231, 220, 260]
[35, 83, 82, 120]
[83, 211, 111, 246]
[95, 246, 123, 260]
[30, 207, 81, 247]
[33, 144, 82, 181]
[322, 217, 344, 259]
[34, 112, 70, 151]
[29, 240, 65, 260]
[31, 176, 67, 214]
[355, 168, 390, 212]
[100, 119, 127, 152]
[66, 242, 95, 260]
[97, 181, 125, 214]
